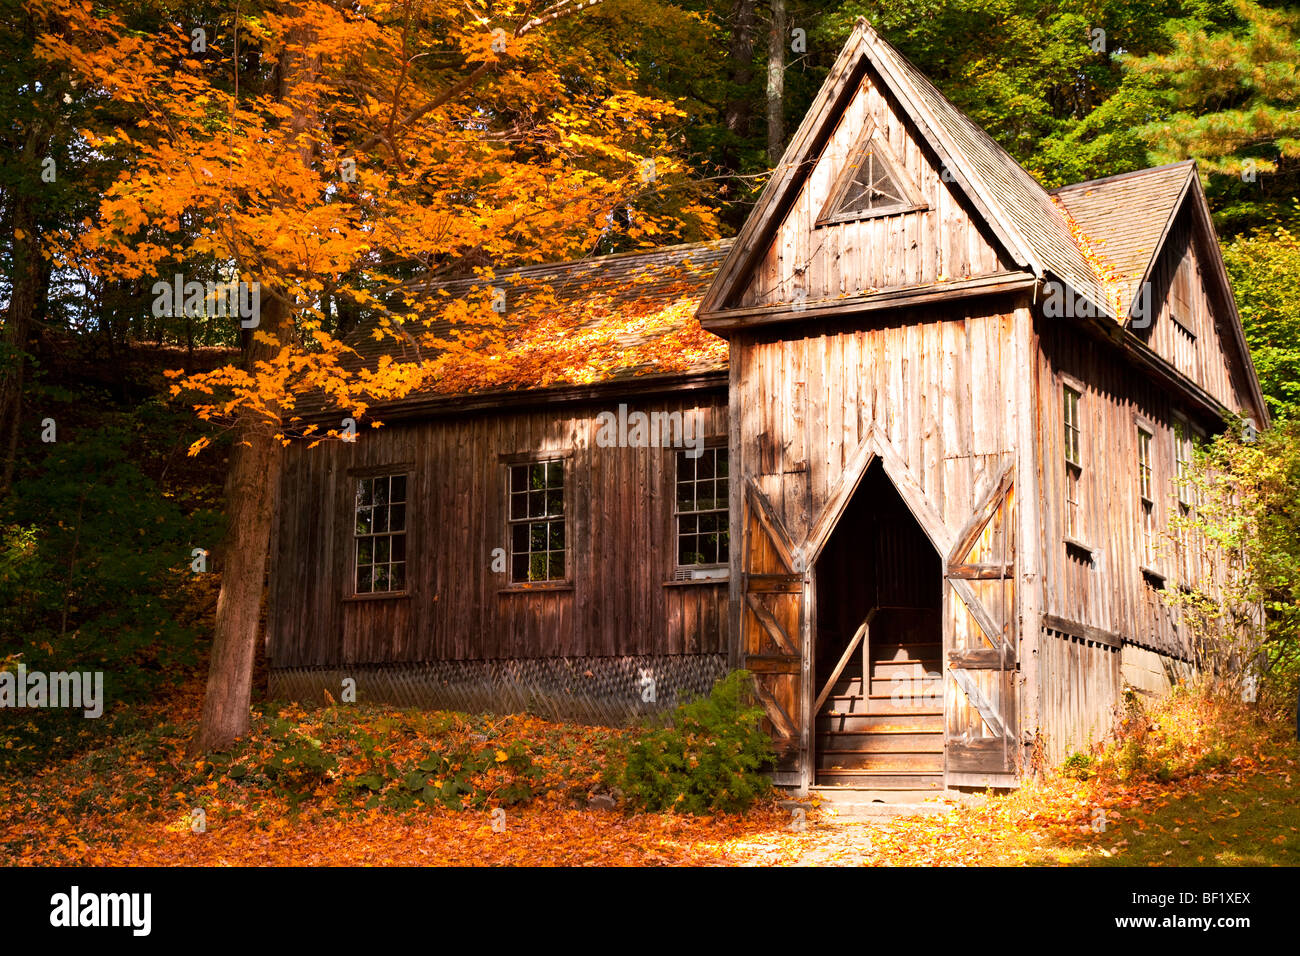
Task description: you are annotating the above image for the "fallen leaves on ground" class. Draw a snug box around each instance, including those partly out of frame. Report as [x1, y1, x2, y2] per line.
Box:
[1, 687, 1296, 866]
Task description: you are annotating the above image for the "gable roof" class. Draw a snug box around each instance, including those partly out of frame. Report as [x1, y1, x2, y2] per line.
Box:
[698, 17, 1117, 323]
[1051, 161, 1197, 320]
[1052, 161, 1267, 423]
[333, 18, 1265, 425]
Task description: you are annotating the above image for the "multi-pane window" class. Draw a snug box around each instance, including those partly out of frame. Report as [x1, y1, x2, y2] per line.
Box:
[1172, 315, 1197, 378]
[508, 459, 566, 583]
[1173, 419, 1197, 580]
[354, 473, 407, 594]
[675, 447, 730, 567]
[1174, 420, 1194, 510]
[1063, 385, 1083, 540]
[1137, 427, 1155, 567]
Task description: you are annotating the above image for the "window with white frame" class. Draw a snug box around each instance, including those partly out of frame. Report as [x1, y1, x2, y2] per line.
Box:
[1063, 384, 1083, 541]
[1174, 419, 1194, 511]
[1137, 427, 1155, 567]
[508, 458, 567, 583]
[1173, 417, 1201, 581]
[675, 447, 729, 569]
[353, 473, 408, 594]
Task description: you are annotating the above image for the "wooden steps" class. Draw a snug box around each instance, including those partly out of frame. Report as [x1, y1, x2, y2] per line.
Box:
[814, 771, 944, 791]
[815, 636, 944, 788]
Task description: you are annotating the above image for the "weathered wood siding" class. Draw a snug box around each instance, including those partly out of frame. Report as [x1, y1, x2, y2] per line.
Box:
[1036, 623, 1120, 765]
[733, 304, 1029, 541]
[1032, 313, 1225, 760]
[737, 65, 1015, 309]
[1036, 317, 1210, 652]
[729, 295, 1040, 786]
[268, 390, 730, 668]
[1137, 206, 1248, 413]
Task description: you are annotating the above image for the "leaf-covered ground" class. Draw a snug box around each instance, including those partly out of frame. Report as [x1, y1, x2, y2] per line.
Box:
[1, 687, 1296, 867]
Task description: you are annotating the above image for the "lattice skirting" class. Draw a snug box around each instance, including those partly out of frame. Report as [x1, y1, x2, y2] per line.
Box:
[268, 654, 730, 725]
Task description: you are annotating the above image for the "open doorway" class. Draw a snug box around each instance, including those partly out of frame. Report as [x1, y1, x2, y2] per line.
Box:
[813, 460, 943, 791]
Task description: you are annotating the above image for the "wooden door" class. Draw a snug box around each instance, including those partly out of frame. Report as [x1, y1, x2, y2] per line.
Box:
[944, 473, 1019, 787]
[740, 480, 806, 786]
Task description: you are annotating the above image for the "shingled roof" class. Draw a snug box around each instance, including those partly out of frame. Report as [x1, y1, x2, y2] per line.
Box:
[698, 17, 1125, 321]
[872, 29, 1117, 317]
[340, 19, 1231, 415]
[328, 239, 733, 416]
[1051, 161, 1197, 318]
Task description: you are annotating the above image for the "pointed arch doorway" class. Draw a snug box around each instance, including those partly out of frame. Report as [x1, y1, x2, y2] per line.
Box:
[811, 459, 945, 793]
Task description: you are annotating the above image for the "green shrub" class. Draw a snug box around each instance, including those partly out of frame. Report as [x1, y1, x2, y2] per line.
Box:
[1060, 751, 1095, 780]
[614, 670, 773, 814]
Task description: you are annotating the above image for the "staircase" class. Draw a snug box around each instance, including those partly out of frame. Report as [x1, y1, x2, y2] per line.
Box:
[815, 638, 944, 798]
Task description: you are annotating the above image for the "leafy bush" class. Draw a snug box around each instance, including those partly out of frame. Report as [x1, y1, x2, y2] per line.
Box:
[1093, 687, 1274, 784]
[1060, 751, 1096, 780]
[1163, 418, 1300, 713]
[613, 670, 773, 814]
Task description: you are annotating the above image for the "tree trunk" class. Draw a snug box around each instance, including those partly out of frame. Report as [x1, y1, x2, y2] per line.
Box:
[190, 297, 289, 753]
[723, 0, 758, 147]
[0, 189, 40, 495]
[191, 14, 318, 753]
[766, 0, 786, 167]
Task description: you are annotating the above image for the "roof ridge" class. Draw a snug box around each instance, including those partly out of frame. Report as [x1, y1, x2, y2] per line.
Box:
[862, 25, 1116, 315]
[1050, 160, 1196, 194]
[435, 237, 736, 285]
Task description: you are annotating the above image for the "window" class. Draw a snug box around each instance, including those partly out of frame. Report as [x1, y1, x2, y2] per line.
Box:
[508, 459, 566, 583]
[675, 447, 730, 568]
[1173, 419, 1194, 510]
[1137, 427, 1155, 567]
[1173, 418, 1199, 581]
[816, 120, 922, 225]
[1172, 314, 1197, 377]
[1063, 384, 1083, 540]
[353, 473, 407, 594]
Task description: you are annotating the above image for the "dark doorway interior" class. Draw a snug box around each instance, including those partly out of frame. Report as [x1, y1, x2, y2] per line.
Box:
[813, 460, 944, 790]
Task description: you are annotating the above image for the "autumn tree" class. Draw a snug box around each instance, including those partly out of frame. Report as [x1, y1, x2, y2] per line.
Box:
[38, 0, 717, 751]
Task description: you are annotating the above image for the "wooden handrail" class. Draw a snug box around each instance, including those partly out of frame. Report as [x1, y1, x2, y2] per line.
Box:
[813, 608, 877, 715]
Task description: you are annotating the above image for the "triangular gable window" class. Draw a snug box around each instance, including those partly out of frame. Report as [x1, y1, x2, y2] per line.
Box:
[816, 119, 924, 225]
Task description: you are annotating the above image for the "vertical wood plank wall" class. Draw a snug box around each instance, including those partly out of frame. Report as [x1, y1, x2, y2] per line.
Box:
[730, 296, 1036, 776]
[1137, 207, 1248, 414]
[267, 391, 730, 669]
[740, 65, 1014, 309]
[1036, 324, 1224, 647]
[733, 301, 1029, 548]
[1034, 307, 1230, 761]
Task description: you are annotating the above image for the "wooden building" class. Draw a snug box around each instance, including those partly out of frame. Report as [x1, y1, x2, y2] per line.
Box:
[268, 19, 1267, 797]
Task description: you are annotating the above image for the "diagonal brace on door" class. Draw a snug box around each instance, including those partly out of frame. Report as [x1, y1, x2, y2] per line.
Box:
[949, 667, 1010, 738]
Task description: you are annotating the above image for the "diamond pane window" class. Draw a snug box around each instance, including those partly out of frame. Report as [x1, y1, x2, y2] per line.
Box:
[817, 120, 920, 224]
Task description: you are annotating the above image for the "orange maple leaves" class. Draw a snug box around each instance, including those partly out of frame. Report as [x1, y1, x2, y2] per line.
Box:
[33, 0, 722, 449]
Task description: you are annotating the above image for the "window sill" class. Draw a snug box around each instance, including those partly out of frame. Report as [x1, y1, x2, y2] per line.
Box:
[499, 582, 575, 594]
[343, 591, 411, 603]
[1064, 538, 1095, 560]
[663, 576, 730, 587]
[815, 203, 928, 227]
[1140, 566, 1167, 587]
